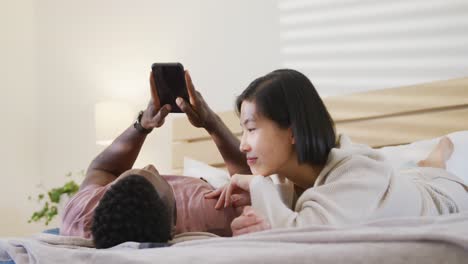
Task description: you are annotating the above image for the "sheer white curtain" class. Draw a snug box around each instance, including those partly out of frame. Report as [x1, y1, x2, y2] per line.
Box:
[279, 0, 468, 96]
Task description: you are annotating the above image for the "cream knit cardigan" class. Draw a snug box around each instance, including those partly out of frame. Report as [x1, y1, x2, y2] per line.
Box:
[250, 135, 468, 228]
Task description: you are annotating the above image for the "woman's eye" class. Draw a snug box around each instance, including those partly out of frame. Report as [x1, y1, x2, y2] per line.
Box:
[247, 128, 256, 132]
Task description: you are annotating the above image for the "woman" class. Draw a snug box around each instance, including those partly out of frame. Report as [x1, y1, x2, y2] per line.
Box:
[203, 69, 468, 236]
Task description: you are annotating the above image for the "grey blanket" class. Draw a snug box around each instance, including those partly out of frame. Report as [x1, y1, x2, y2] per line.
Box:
[1, 212, 468, 264]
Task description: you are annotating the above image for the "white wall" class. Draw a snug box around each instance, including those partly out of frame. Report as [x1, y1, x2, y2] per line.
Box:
[2, 0, 280, 236]
[34, 0, 279, 172]
[0, 0, 45, 236]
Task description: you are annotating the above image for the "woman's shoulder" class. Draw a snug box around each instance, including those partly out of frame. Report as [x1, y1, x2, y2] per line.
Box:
[315, 141, 393, 186]
[330, 134, 386, 167]
[335, 134, 385, 160]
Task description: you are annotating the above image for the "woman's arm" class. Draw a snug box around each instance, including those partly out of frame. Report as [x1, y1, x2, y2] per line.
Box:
[249, 158, 391, 229]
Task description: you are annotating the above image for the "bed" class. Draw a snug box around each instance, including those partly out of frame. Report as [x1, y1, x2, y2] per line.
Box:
[1, 77, 468, 264]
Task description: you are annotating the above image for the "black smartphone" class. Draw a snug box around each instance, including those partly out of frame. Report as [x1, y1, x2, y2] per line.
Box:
[151, 62, 189, 113]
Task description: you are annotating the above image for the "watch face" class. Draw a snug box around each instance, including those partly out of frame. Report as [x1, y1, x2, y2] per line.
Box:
[137, 111, 144, 123]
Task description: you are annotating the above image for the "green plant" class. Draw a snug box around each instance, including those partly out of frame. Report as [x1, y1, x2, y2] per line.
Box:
[28, 171, 83, 225]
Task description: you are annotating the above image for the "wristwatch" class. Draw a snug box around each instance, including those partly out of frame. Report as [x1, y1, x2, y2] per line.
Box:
[133, 111, 153, 134]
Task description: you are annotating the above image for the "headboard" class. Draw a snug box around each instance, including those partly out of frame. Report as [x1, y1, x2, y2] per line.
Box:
[171, 77, 468, 173]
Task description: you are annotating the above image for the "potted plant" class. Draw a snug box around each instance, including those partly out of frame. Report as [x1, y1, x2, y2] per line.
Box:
[28, 171, 83, 226]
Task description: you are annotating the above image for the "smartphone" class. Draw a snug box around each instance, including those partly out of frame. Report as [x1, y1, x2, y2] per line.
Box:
[151, 62, 189, 113]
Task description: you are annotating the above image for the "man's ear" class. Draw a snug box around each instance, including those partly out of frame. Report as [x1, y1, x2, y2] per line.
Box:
[288, 128, 295, 144]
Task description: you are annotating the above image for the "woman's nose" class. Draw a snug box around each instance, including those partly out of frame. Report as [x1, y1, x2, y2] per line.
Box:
[239, 135, 251, 153]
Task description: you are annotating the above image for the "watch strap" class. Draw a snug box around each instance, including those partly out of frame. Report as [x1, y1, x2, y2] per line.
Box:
[134, 111, 153, 134]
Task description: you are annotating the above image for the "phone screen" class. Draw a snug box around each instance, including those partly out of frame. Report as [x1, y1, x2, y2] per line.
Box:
[151, 63, 189, 113]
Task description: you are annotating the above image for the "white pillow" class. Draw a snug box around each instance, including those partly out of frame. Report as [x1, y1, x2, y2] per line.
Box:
[377, 130, 468, 183]
[182, 157, 230, 189]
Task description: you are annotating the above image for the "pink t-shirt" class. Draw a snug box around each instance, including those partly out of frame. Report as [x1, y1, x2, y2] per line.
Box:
[59, 183, 111, 238]
[60, 175, 242, 239]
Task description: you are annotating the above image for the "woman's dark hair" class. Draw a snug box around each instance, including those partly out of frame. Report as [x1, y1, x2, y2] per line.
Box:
[91, 175, 173, 249]
[236, 69, 335, 165]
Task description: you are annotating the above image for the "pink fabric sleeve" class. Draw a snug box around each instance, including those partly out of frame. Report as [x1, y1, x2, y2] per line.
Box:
[60, 184, 111, 239]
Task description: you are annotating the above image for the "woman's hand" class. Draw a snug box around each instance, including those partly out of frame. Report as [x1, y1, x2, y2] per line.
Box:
[231, 206, 271, 236]
[205, 184, 251, 209]
[175, 71, 217, 131]
[204, 174, 256, 209]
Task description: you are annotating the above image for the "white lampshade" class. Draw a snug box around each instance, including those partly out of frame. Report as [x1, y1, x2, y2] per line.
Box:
[95, 101, 135, 145]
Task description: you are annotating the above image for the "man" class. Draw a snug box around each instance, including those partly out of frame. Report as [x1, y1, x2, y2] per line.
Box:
[60, 71, 252, 248]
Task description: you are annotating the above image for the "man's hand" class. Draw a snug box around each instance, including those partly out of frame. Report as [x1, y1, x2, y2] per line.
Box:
[231, 206, 271, 236]
[143, 72, 172, 129]
[141, 100, 171, 129]
[174, 70, 251, 176]
[176, 71, 216, 131]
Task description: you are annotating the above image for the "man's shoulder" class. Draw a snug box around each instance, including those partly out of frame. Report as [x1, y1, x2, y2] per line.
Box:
[60, 184, 110, 238]
[163, 175, 212, 187]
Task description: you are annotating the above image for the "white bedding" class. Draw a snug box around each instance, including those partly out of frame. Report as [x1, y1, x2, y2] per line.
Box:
[1, 133, 467, 263]
[2, 212, 468, 264]
[378, 130, 468, 182]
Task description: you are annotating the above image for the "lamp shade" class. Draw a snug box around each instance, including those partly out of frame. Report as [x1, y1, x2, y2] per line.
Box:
[95, 101, 135, 145]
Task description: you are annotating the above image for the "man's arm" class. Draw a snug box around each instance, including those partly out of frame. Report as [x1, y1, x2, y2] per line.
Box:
[80, 124, 148, 189]
[205, 113, 251, 175]
[80, 102, 171, 190]
[176, 71, 251, 176]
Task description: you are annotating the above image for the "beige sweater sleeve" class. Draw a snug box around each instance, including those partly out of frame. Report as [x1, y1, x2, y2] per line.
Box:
[250, 156, 391, 228]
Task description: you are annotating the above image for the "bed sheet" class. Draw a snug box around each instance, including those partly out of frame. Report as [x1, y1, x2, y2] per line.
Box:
[1, 212, 467, 264]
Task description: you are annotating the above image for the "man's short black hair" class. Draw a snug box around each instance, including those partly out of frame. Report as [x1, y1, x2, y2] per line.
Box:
[236, 69, 336, 165]
[91, 175, 172, 249]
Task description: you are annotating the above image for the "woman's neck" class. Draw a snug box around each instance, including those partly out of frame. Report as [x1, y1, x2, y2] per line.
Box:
[278, 159, 324, 190]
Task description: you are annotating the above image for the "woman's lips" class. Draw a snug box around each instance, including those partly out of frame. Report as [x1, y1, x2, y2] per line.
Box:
[247, 157, 257, 165]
